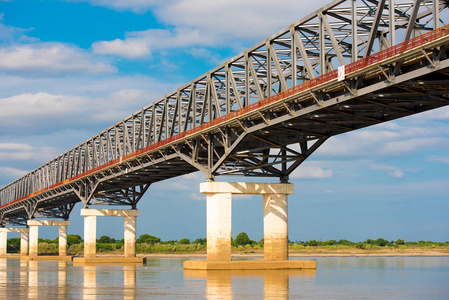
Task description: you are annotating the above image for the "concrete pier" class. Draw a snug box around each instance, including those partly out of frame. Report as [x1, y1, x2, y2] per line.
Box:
[20, 229, 29, 256]
[83, 215, 97, 258]
[75, 209, 144, 264]
[0, 231, 6, 256]
[59, 224, 68, 257]
[27, 220, 70, 259]
[184, 182, 315, 270]
[206, 192, 232, 261]
[0, 228, 30, 257]
[29, 224, 38, 257]
[263, 193, 288, 260]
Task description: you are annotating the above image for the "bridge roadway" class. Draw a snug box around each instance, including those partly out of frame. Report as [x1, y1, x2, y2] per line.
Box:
[0, 0, 448, 228]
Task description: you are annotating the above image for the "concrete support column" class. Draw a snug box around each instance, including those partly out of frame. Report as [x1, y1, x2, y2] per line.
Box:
[58, 261, 67, 297]
[206, 192, 232, 261]
[0, 231, 7, 255]
[29, 225, 39, 257]
[124, 216, 137, 258]
[200, 181, 293, 263]
[81, 209, 140, 259]
[123, 265, 137, 300]
[83, 215, 97, 258]
[20, 229, 29, 256]
[263, 193, 288, 260]
[59, 225, 68, 256]
[27, 220, 70, 257]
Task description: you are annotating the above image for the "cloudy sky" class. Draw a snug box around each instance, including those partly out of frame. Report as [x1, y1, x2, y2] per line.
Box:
[1, 0, 448, 243]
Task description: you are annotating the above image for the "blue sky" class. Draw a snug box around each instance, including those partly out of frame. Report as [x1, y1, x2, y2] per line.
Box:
[0, 0, 448, 243]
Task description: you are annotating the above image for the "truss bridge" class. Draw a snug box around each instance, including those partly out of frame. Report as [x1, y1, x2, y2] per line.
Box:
[1, 0, 449, 230]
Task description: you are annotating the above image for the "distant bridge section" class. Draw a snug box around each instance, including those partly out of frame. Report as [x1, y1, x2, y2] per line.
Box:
[1, 0, 449, 225]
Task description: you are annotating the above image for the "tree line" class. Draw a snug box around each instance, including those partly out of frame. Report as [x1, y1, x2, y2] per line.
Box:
[6, 232, 448, 253]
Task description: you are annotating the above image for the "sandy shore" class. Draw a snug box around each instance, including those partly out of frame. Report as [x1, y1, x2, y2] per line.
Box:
[137, 248, 449, 258]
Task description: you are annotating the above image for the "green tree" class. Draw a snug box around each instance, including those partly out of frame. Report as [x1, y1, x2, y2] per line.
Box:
[337, 239, 352, 246]
[307, 240, 318, 247]
[97, 235, 116, 244]
[395, 239, 405, 245]
[323, 239, 337, 246]
[38, 238, 58, 244]
[165, 240, 177, 245]
[67, 234, 83, 246]
[354, 242, 365, 249]
[7, 238, 20, 253]
[137, 234, 161, 244]
[375, 238, 389, 247]
[193, 238, 207, 245]
[179, 238, 190, 244]
[235, 232, 251, 245]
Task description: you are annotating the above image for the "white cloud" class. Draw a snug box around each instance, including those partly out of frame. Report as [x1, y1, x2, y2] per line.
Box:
[92, 36, 152, 59]
[0, 90, 159, 131]
[0, 143, 33, 151]
[189, 193, 204, 201]
[317, 118, 449, 159]
[0, 74, 179, 99]
[69, 0, 159, 13]
[92, 28, 205, 59]
[405, 106, 449, 123]
[290, 165, 333, 179]
[427, 156, 449, 164]
[382, 137, 449, 155]
[155, 0, 327, 41]
[368, 163, 405, 178]
[90, 0, 330, 59]
[187, 48, 223, 65]
[0, 13, 36, 43]
[0, 167, 28, 178]
[0, 43, 116, 76]
[184, 172, 205, 180]
[0, 143, 56, 162]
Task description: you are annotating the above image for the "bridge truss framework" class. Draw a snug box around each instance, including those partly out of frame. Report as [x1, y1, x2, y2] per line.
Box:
[1, 0, 449, 225]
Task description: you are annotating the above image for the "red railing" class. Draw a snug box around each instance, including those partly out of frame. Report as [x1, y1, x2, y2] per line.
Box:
[2, 24, 449, 209]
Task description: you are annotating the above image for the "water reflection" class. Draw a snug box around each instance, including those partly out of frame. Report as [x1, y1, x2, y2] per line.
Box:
[58, 261, 67, 298]
[0, 257, 446, 299]
[124, 264, 137, 300]
[83, 264, 97, 300]
[79, 263, 139, 299]
[0, 258, 6, 299]
[184, 268, 316, 299]
[20, 260, 28, 298]
[28, 260, 38, 298]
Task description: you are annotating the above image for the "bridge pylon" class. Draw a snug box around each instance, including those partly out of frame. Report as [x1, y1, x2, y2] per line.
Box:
[0, 227, 29, 257]
[73, 208, 145, 264]
[184, 182, 315, 270]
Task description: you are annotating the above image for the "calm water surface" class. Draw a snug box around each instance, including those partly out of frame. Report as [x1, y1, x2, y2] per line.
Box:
[0, 256, 448, 299]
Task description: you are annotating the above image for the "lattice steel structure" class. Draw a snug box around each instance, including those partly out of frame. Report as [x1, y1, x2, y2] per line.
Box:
[1, 0, 449, 225]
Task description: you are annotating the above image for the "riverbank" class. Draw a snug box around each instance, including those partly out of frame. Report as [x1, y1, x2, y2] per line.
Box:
[77, 246, 449, 258]
[143, 250, 449, 257]
[17, 239, 449, 257]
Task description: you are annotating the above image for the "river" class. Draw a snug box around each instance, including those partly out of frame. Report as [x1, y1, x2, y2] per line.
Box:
[0, 256, 448, 299]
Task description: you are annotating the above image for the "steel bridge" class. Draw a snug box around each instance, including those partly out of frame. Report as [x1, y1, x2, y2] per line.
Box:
[1, 0, 449, 226]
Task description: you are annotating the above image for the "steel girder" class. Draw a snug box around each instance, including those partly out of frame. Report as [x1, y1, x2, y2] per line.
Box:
[0, 0, 448, 225]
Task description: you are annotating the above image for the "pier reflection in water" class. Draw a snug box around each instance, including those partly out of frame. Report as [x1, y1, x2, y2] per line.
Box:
[184, 269, 316, 299]
[80, 263, 139, 300]
[0, 257, 447, 299]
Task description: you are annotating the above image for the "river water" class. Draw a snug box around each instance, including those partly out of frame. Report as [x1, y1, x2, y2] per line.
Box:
[0, 256, 448, 299]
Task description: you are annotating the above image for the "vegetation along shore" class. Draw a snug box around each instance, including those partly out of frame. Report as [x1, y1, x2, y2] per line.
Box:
[6, 232, 449, 256]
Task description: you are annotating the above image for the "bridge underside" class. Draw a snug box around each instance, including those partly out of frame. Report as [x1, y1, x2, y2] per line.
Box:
[202, 48, 449, 179]
[4, 44, 448, 226]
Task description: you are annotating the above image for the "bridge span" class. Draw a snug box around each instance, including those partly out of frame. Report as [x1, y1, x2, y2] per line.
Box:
[0, 0, 448, 264]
